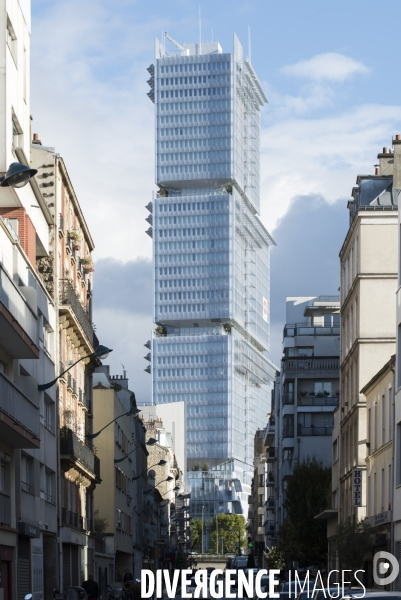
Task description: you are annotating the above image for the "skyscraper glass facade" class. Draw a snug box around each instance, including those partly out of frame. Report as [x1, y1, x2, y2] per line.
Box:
[148, 34, 276, 521]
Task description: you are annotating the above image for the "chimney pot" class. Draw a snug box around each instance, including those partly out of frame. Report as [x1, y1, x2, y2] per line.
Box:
[33, 133, 39, 141]
[375, 167, 380, 176]
[383, 147, 388, 154]
[396, 135, 401, 141]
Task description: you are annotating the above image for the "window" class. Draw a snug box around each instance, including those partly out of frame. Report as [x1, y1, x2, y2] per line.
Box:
[382, 394, 386, 447]
[41, 468, 55, 504]
[389, 464, 392, 510]
[381, 468, 385, 512]
[258, 474, 264, 487]
[21, 454, 34, 494]
[389, 387, 393, 442]
[297, 347, 313, 357]
[44, 398, 54, 434]
[6, 17, 17, 65]
[258, 514, 263, 527]
[314, 382, 332, 395]
[373, 472, 377, 515]
[258, 494, 264, 507]
[12, 111, 23, 155]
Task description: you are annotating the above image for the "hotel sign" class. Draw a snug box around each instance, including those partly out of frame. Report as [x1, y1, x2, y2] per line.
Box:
[353, 469, 362, 506]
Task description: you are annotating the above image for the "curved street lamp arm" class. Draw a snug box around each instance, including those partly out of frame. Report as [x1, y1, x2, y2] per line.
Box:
[114, 444, 142, 464]
[87, 412, 128, 440]
[38, 354, 87, 391]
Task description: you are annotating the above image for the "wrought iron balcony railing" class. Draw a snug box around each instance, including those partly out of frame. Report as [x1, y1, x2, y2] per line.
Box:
[59, 279, 93, 345]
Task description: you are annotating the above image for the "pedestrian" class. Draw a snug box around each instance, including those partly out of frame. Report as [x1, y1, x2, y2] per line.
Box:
[82, 574, 100, 600]
[123, 569, 134, 583]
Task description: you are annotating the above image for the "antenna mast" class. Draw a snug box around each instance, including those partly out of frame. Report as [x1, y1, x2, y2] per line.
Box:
[165, 31, 184, 51]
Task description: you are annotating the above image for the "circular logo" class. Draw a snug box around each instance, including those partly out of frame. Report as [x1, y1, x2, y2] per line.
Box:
[373, 551, 399, 586]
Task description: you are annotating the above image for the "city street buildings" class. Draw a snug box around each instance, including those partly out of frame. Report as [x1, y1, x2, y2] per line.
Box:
[337, 156, 398, 525]
[147, 33, 276, 531]
[267, 296, 340, 540]
[0, 2, 58, 599]
[362, 355, 395, 584]
[92, 368, 144, 587]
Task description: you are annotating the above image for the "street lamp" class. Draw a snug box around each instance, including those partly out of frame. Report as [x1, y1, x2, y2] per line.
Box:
[160, 486, 181, 506]
[38, 344, 112, 391]
[86, 405, 140, 440]
[0, 162, 38, 188]
[144, 476, 174, 493]
[114, 437, 157, 464]
[132, 459, 167, 481]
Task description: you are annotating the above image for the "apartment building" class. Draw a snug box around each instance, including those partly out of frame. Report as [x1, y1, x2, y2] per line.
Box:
[362, 355, 395, 585]
[392, 136, 401, 582]
[0, 2, 59, 599]
[147, 33, 277, 525]
[270, 296, 340, 536]
[30, 140, 100, 589]
[249, 429, 267, 564]
[141, 413, 182, 570]
[338, 149, 398, 524]
[92, 368, 144, 586]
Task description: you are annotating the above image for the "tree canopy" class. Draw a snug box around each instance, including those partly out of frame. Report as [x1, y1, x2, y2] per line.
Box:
[278, 457, 331, 567]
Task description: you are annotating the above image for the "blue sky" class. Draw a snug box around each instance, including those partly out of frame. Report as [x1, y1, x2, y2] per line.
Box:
[30, 0, 401, 402]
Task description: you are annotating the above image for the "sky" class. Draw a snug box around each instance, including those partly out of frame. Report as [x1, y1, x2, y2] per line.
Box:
[30, 0, 401, 403]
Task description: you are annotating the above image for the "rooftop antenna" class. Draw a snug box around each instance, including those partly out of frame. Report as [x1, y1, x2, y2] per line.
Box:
[199, 5, 202, 55]
[248, 24, 251, 64]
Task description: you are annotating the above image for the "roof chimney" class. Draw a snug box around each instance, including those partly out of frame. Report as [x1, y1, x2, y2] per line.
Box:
[378, 143, 394, 176]
[32, 133, 42, 145]
[375, 166, 380, 176]
[394, 135, 401, 189]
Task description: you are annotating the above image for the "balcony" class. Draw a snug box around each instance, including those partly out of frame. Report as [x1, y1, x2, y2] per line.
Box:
[284, 324, 340, 337]
[61, 507, 93, 532]
[282, 426, 294, 439]
[298, 394, 339, 407]
[297, 425, 333, 436]
[95, 538, 106, 554]
[282, 393, 294, 406]
[0, 266, 39, 359]
[264, 418, 275, 444]
[266, 498, 275, 509]
[0, 492, 11, 526]
[59, 279, 94, 349]
[283, 357, 339, 373]
[266, 447, 275, 463]
[0, 371, 40, 448]
[266, 474, 275, 487]
[60, 427, 100, 482]
[281, 459, 295, 480]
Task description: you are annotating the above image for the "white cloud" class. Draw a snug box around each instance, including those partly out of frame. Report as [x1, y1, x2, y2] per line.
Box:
[259, 104, 401, 232]
[280, 52, 369, 82]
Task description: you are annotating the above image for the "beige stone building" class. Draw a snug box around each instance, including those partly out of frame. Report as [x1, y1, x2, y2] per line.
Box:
[92, 367, 147, 586]
[362, 355, 395, 583]
[338, 146, 398, 525]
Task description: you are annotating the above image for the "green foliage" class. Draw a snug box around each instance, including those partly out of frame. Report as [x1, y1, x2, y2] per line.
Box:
[202, 462, 209, 472]
[265, 546, 286, 570]
[209, 513, 247, 554]
[334, 520, 373, 573]
[191, 518, 203, 552]
[191, 463, 200, 471]
[278, 457, 331, 567]
[94, 509, 109, 534]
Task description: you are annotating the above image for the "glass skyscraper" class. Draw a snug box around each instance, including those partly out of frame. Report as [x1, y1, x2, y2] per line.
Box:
[146, 34, 276, 522]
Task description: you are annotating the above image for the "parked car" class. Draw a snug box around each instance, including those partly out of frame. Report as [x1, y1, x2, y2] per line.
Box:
[279, 580, 315, 600]
[253, 575, 270, 599]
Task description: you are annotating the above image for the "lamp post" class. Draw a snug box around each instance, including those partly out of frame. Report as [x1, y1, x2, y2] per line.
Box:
[0, 162, 38, 188]
[132, 459, 167, 481]
[143, 476, 174, 494]
[38, 344, 112, 391]
[114, 437, 157, 464]
[160, 485, 181, 506]
[86, 405, 140, 440]
[202, 505, 204, 555]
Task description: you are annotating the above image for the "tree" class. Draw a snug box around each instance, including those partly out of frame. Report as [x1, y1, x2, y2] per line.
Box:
[202, 462, 209, 472]
[190, 518, 203, 552]
[191, 463, 200, 472]
[334, 520, 373, 575]
[209, 513, 247, 554]
[278, 457, 331, 567]
[94, 509, 109, 535]
[265, 546, 286, 570]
